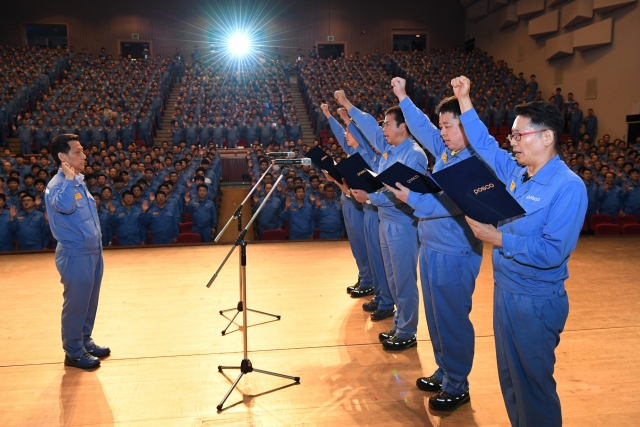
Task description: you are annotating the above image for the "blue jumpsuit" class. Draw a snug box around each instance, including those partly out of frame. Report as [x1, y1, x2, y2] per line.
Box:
[253, 195, 282, 238]
[45, 171, 104, 360]
[109, 206, 146, 245]
[0, 209, 14, 251]
[597, 184, 623, 219]
[312, 197, 344, 238]
[141, 204, 179, 244]
[622, 182, 640, 217]
[400, 97, 483, 395]
[349, 106, 427, 340]
[185, 198, 217, 242]
[8, 209, 48, 250]
[328, 117, 374, 292]
[280, 200, 314, 240]
[461, 108, 587, 427]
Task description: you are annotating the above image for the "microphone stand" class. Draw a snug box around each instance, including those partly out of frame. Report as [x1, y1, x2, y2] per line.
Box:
[208, 174, 300, 411]
[211, 162, 281, 335]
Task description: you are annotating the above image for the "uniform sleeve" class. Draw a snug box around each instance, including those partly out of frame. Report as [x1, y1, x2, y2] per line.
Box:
[46, 179, 77, 214]
[399, 97, 444, 157]
[368, 190, 406, 208]
[406, 191, 463, 219]
[460, 108, 517, 184]
[347, 106, 390, 153]
[140, 211, 152, 226]
[500, 180, 587, 268]
[328, 117, 356, 155]
[210, 203, 217, 228]
[40, 215, 49, 248]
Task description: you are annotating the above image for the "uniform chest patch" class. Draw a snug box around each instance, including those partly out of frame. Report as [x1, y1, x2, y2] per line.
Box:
[75, 192, 83, 200]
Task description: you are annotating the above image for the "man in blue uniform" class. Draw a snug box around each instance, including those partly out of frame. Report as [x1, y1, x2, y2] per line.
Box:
[109, 190, 146, 246]
[92, 193, 112, 247]
[622, 168, 640, 217]
[312, 183, 344, 238]
[0, 194, 14, 250]
[45, 134, 110, 369]
[280, 185, 314, 240]
[383, 77, 483, 411]
[337, 91, 428, 352]
[454, 76, 587, 427]
[252, 182, 282, 238]
[8, 193, 48, 250]
[141, 191, 178, 244]
[597, 172, 623, 220]
[184, 184, 217, 242]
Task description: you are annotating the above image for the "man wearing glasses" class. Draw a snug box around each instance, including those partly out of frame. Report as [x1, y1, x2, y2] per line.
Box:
[453, 76, 587, 427]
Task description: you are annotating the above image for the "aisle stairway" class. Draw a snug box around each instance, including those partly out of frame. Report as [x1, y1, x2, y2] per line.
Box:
[288, 75, 316, 146]
[154, 84, 182, 146]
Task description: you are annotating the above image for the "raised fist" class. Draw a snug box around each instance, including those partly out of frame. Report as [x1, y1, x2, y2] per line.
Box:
[450, 76, 471, 99]
[320, 103, 330, 118]
[391, 77, 407, 101]
[334, 90, 346, 104]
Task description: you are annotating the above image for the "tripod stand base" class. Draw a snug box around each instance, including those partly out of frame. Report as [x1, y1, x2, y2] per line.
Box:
[219, 301, 281, 335]
[216, 359, 300, 411]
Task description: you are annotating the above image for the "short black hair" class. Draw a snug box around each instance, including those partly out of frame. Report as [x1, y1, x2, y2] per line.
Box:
[435, 96, 462, 119]
[51, 134, 80, 166]
[197, 184, 208, 192]
[122, 190, 134, 198]
[384, 105, 407, 127]
[514, 101, 564, 151]
[7, 177, 20, 184]
[155, 190, 166, 198]
[294, 185, 305, 193]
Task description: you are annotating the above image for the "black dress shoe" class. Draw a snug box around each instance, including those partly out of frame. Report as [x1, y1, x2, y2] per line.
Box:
[382, 334, 417, 351]
[88, 345, 111, 358]
[378, 329, 396, 342]
[350, 286, 374, 298]
[362, 300, 379, 312]
[428, 389, 470, 411]
[416, 375, 442, 392]
[64, 353, 101, 369]
[347, 277, 361, 293]
[370, 308, 394, 321]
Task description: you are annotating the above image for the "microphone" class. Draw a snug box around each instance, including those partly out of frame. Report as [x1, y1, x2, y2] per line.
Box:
[273, 158, 312, 166]
[267, 152, 295, 158]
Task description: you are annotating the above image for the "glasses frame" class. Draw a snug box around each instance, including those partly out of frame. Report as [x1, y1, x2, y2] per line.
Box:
[507, 129, 549, 142]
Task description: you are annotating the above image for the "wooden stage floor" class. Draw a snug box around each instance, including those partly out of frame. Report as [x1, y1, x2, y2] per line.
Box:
[1, 238, 639, 426]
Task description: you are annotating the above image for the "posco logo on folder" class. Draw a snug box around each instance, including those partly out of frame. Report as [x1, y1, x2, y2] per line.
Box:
[357, 169, 367, 176]
[407, 175, 420, 184]
[474, 183, 494, 195]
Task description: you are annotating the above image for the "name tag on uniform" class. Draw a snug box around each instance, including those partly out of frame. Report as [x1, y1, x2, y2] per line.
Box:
[17, 216, 24, 220]
[153, 211, 159, 215]
[119, 213, 125, 217]
[75, 193, 83, 200]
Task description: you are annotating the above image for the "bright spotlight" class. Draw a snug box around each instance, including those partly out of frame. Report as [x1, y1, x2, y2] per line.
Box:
[227, 32, 252, 57]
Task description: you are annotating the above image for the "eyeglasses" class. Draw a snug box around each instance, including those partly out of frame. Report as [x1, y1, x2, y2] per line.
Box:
[507, 129, 549, 142]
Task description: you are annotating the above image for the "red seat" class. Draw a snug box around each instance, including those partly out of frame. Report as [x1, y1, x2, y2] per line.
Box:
[237, 138, 248, 148]
[183, 213, 192, 222]
[179, 222, 193, 233]
[498, 126, 510, 135]
[319, 130, 331, 138]
[616, 214, 638, 226]
[590, 214, 612, 230]
[488, 127, 497, 136]
[176, 233, 201, 243]
[321, 137, 329, 146]
[621, 224, 640, 235]
[262, 229, 288, 240]
[112, 236, 118, 246]
[283, 219, 290, 236]
[560, 134, 569, 142]
[313, 228, 320, 239]
[594, 224, 620, 236]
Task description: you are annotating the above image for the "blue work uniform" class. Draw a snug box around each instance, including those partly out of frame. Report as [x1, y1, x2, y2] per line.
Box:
[597, 184, 623, 219]
[96, 205, 111, 246]
[461, 108, 587, 427]
[280, 199, 314, 240]
[349, 106, 427, 340]
[141, 204, 178, 244]
[253, 194, 282, 238]
[400, 97, 483, 395]
[312, 197, 344, 238]
[622, 181, 640, 217]
[185, 198, 217, 242]
[328, 116, 374, 292]
[0, 209, 14, 251]
[8, 208, 48, 250]
[45, 171, 104, 360]
[109, 205, 146, 245]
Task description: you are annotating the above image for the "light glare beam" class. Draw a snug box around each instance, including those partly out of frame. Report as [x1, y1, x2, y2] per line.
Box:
[227, 32, 252, 57]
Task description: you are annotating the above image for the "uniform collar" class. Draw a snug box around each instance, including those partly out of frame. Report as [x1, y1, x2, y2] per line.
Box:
[521, 155, 561, 186]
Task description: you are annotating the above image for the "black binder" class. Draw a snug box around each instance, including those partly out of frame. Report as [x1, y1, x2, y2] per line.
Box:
[305, 146, 343, 182]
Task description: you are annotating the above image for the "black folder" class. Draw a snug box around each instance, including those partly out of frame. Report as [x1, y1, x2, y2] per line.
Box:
[306, 146, 343, 182]
[431, 156, 525, 225]
[376, 162, 441, 194]
[334, 153, 383, 193]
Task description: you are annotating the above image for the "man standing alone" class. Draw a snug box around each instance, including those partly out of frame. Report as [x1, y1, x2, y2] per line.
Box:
[45, 134, 110, 369]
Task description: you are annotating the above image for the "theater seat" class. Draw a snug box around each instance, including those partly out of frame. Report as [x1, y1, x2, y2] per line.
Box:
[262, 229, 288, 240]
[179, 222, 193, 233]
[498, 126, 510, 135]
[176, 233, 201, 243]
[313, 228, 320, 239]
[319, 130, 331, 138]
[594, 224, 620, 236]
[590, 214, 613, 230]
[616, 214, 638, 226]
[621, 224, 640, 236]
[488, 126, 497, 136]
[183, 213, 192, 222]
[112, 236, 119, 246]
